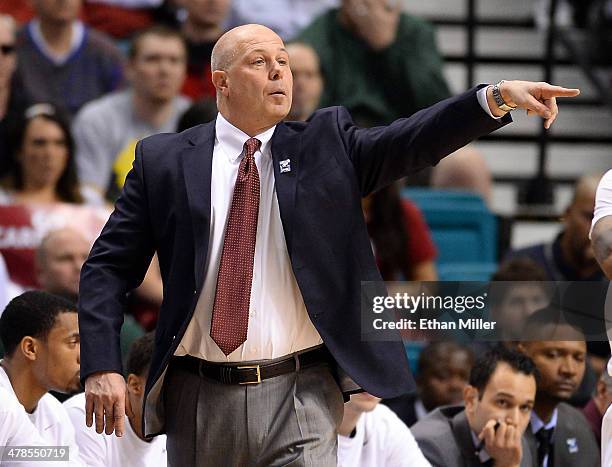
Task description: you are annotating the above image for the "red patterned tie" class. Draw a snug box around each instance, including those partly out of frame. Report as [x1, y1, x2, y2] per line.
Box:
[210, 137, 261, 355]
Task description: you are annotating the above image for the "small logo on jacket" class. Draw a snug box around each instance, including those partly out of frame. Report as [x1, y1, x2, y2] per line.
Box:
[566, 437, 578, 453]
[279, 159, 291, 173]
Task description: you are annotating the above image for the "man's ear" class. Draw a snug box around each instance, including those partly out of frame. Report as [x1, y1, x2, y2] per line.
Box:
[20, 336, 39, 362]
[212, 70, 229, 96]
[463, 385, 479, 413]
[127, 374, 144, 396]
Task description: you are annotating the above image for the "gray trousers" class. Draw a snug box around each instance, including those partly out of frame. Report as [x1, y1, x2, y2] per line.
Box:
[163, 357, 344, 467]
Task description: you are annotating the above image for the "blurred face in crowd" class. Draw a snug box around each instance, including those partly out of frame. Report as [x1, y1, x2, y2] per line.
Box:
[519, 331, 586, 402]
[129, 34, 187, 104]
[179, 0, 231, 27]
[492, 283, 550, 340]
[37, 229, 90, 298]
[33, 0, 82, 25]
[30, 311, 81, 394]
[286, 43, 322, 121]
[464, 362, 536, 437]
[563, 188, 597, 272]
[18, 116, 69, 191]
[212, 25, 292, 135]
[419, 347, 472, 410]
[0, 17, 16, 88]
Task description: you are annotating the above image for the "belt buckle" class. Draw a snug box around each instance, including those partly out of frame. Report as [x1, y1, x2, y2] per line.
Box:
[237, 365, 261, 384]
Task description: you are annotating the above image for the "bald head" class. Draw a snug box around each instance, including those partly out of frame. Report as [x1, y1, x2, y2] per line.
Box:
[210, 23, 292, 136]
[37, 228, 90, 298]
[571, 173, 602, 206]
[211, 24, 281, 72]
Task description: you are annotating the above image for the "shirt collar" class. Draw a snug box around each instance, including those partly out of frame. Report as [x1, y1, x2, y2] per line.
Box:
[215, 112, 276, 163]
[531, 407, 558, 433]
[30, 19, 85, 66]
[470, 429, 491, 463]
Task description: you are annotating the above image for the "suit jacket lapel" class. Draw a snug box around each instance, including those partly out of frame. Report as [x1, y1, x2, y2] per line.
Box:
[451, 411, 481, 467]
[182, 122, 215, 286]
[271, 122, 301, 254]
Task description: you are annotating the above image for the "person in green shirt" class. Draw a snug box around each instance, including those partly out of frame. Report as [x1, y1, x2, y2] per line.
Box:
[296, 0, 450, 126]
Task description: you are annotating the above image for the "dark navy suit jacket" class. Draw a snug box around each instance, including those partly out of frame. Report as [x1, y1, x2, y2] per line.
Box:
[78, 85, 511, 436]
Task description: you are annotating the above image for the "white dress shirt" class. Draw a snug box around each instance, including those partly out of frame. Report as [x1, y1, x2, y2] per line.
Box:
[175, 113, 323, 362]
[64, 393, 167, 467]
[175, 89, 499, 362]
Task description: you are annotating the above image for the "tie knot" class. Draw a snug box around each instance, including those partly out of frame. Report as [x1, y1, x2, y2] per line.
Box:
[244, 138, 261, 157]
[536, 427, 554, 443]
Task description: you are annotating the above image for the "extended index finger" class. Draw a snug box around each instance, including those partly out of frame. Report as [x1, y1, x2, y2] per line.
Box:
[541, 84, 580, 98]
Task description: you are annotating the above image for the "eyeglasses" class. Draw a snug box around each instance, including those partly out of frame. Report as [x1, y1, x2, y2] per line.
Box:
[0, 44, 15, 56]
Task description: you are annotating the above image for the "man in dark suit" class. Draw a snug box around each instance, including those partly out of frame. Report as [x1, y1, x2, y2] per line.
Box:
[78, 23, 580, 466]
[517, 308, 600, 467]
[411, 346, 538, 467]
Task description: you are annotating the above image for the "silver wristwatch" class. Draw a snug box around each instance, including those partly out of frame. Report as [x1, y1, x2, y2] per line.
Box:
[492, 80, 517, 112]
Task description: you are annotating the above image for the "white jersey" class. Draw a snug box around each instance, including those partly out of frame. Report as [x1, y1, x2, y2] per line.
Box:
[337, 404, 431, 467]
[64, 393, 167, 467]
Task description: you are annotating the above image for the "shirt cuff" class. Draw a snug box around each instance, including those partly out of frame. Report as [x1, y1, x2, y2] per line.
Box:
[477, 86, 502, 120]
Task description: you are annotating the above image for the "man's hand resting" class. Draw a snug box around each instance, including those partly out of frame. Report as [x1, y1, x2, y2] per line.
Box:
[486, 80, 580, 129]
[85, 371, 132, 437]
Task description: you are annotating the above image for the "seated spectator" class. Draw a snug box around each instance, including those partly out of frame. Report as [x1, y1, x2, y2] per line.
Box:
[582, 370, 612, 446]
[411, 346, 538, 467]
[1, 103, 104, 206]
[227, 0, 339, 40]
[337, 392, 430, 467]
[383, 341, 474, 427]
[35, 228, 145, 363]
[489, 258, 551, 342]
[0, 291, 82, 462]
[285, 42, 323, 122]
[64, 332, 167, 466]
[73, 26, 190, 198]
[177, 98, 218, 132]
[0, 14, 28, 177]
[297, 0, 450, 126]
[36, 227, 90, 303]
[14, 0, 124, 119]
[175, 0, 230, 101]
[363, 182, 437, 281]
[83, 0, 164, 40]
[517, 307, 600, 466]
[508, 174, 604, 281]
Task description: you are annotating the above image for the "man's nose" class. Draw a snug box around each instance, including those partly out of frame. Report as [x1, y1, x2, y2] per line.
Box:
[559, 356, 578, 376]
[270, 61, 283, 80]
[505, 407, 520, 426]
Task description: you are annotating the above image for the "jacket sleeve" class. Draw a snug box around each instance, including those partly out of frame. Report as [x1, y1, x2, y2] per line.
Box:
[336, 85, 512, 196]
[78, 139, 155, 383]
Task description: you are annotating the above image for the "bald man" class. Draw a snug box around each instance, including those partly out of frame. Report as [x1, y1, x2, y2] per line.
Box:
[37, 228, 91, 303]
[508, 174, 604, 281]
[78, 23, 580, 466]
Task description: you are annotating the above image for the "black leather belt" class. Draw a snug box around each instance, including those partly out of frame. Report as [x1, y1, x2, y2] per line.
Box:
[172, 347, 331, 385]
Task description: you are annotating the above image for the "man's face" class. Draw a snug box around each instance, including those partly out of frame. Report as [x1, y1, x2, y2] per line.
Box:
[33, 0, 81, 24]
[493, 284, 550, 339]
[179, 0, 230, 27]
[0, 20, 16, 87]
[520, 338, 586, 401]
[130, 35, 187, 103]
[419, 350, 472, 410]
[219, 28, 292, 131]
[37, 230, 90, 297]
[563, 193, 596, 270]
[287, 44, 322, 121]
[33, 312, 80, 394]
[465, 362, 536, 436]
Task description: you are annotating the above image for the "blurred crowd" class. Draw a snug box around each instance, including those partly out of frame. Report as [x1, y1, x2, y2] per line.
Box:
[0, 1, 609, 466]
